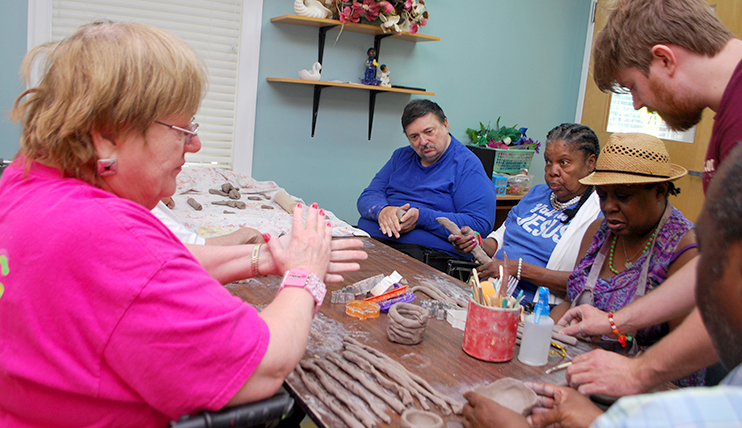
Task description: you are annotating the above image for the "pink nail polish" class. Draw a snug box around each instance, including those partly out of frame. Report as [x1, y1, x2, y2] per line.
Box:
[455, 236, 461, 240]
[262, 233, 271, 242]
[296, 203, 302, 208]
[319, 209, 325, 216]
[326, 222, 331, 227]
[311, 203, 318, 209]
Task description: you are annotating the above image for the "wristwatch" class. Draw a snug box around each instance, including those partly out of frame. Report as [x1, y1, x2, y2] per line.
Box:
[280, 269, 327, 316]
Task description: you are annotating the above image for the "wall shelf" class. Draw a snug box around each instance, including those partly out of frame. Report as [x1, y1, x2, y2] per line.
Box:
[270, 14, 439, 139]
[270, 15, 440, 44]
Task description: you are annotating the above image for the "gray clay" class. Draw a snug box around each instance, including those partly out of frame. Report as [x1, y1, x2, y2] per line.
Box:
[295, 365, 364, 428]
[300, 360, 377, 428]
[471, 377, 538, 416]
[387, 303, 428, 345]
[345, 337, 464, 415]
[325, 352, 406, 414]
[400, 409, 444, 428]
[316, 358, 392, 423]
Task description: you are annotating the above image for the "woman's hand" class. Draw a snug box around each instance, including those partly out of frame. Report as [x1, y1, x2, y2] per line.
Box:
[264, 203, 332, 279]
[477, 259, 506, 280]
[449, 226, 479, 254]
[462, 391, 529, 428]
[325, 238, 367, 283]
[525, 382, 603, 428]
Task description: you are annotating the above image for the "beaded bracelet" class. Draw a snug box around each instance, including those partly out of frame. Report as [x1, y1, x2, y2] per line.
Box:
[517, 258, 522, 281]
[474, 231, 483, 247]
[608, 310, 632, 348]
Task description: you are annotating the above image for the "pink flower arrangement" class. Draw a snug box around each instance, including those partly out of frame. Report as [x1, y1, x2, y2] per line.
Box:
[331, 0, 428, 34]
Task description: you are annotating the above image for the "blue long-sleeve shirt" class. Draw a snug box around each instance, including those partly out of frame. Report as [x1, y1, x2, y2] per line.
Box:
[357, 135, 496, 257]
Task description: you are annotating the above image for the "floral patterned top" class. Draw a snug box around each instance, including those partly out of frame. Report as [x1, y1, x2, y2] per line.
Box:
[567, 206, 704, 386]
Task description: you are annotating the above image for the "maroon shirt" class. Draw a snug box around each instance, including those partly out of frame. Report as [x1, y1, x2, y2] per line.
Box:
[703, 57, 742, 192]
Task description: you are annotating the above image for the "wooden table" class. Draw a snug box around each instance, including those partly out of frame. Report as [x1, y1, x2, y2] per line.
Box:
[226, 238, 597, 427]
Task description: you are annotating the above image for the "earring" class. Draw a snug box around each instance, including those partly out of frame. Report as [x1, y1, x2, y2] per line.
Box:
[97, 158, 118, 176]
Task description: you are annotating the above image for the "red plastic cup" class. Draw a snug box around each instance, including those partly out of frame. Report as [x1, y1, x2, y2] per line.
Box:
[462, 298, 521, 362]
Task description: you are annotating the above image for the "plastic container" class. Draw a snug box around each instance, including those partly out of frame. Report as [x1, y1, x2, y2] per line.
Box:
[506, 175, 532, 195]
[492, 174, 509, 188]
[462, 298, 520, 362]
[518, 287, 554, 366]
[493, 149, 535, 174]
[495, 186, 507, 196]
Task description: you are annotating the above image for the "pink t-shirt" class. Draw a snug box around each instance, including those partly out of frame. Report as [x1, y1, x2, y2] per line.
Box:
[703, 57, 742, 192]
[0, 161, 269, 427]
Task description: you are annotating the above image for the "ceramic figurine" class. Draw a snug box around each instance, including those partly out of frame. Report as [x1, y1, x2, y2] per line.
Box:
[293, 0, 332, 19]
[360, 48, 380, 86]
[298, 61, 322, 81]
[378, 64, 391, 87]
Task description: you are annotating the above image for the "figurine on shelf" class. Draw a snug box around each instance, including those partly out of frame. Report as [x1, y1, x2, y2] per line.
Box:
[298, 61, 322, 81]
[378, 64, 391, 88]
[360, 47, 380, 86]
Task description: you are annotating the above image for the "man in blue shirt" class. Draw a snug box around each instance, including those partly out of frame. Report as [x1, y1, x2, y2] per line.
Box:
[357, 100, 496, 271]
[461, 144, 742, 428]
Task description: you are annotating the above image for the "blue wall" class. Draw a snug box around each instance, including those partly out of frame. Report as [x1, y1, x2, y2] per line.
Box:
[253, 1, 591, 223]
[3, 1, 591, 223]
[0, 2, 27, 160]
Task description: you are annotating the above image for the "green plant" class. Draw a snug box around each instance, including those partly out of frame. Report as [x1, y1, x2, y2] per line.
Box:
[466, 117, 523, 147]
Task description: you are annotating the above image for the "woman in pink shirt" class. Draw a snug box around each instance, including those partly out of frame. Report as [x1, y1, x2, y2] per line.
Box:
[0, 21, 364, 427]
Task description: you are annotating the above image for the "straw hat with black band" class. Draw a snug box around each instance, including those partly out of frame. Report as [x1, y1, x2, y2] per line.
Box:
[579, 133, 687, 186]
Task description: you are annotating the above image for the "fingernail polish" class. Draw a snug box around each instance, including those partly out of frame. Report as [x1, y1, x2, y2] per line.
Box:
[262, 233, 271, 242]
[455, 236, 461, 240]
[311, 203, 318, 209]
[296, 203, 302, 208]
[319, 209, 325, 216]
[326, 222, 331, 227]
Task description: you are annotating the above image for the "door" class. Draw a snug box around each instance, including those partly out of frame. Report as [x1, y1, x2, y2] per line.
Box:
[580, 0, 741, 222]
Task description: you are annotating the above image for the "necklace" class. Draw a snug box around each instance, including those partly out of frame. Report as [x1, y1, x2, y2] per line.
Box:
[607, 228, 658, 274]
[550, 192, 581, 211]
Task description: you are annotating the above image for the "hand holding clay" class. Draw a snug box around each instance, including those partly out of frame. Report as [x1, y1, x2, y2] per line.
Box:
[378, 203, 410, 238]
[449, 226, 478, 254]
[524, 382, 604, 428]
[264, 203, 331, 279]
[398, 207, 419, 234]
[462, 391, 530, 428]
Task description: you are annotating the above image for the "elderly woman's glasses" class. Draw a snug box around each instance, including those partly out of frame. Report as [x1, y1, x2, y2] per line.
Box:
[155, 118, 199, 145]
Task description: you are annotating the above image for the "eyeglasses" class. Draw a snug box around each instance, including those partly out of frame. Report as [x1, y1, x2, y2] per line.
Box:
[155, 118, 199, 145]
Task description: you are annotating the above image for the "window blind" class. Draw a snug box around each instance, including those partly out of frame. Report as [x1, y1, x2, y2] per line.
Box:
[51, 0, 243, 168]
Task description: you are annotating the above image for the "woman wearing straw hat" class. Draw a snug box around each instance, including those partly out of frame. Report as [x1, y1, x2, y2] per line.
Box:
[552, 133, 703, 387]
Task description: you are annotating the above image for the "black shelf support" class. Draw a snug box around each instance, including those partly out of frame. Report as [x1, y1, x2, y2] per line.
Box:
[303, 27, 416, 139]
[311, 83, 329, 138]
[368, 90, 380, 140]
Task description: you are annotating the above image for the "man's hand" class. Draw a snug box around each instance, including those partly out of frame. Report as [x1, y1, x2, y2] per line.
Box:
[525, 382, 603, 428]
[378, 203, 410, 238]
[449, 225, 478, 254]
[565, 349, 649, 397]
[398, 207, 419, 234]
[557, 305, 612, 338]
[462, 391, 529, 428]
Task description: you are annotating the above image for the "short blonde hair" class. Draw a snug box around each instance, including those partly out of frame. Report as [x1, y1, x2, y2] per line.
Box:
[593, 0, 734, 93]
[12, 21, 208, 183]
